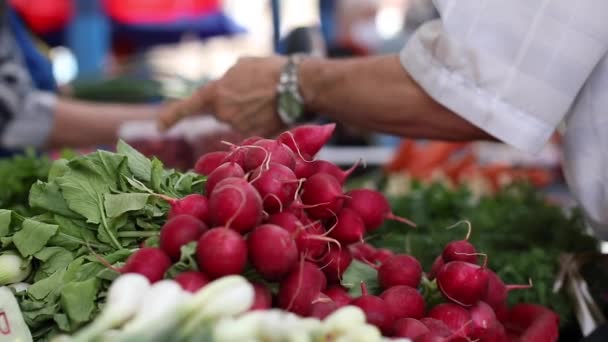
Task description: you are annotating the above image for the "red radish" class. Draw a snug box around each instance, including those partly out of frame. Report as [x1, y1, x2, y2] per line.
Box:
[250, 282, 272, 311]
[380, 285, 425, 320]
[209, 177, 263, 234]
[488, 322, 507, 342]
[413, 333, 448, 342]
[267, 212, 302, 232]
[428, 255, 445, 280]
[437, 259, 489, 307]
[378, 254, 423, 289]
[248, 224, 299, 280]
[194, 151, 228, 175]
[393, 318, 430, 339]
[318, 246, 352, 284]
[494, 303, 509, 323]
[428, 303, 472, 336]
[250, 163, 298, 213]
[239, 136, 263, 146]
[310, 297, 338, 319]
[344, 189, 416, 231]
[323, 286, 352, 307]
[482, 271, 533, 311]
[373, 248, 394, 264]
[122, 247, 171, 283]
[468, 301, 497, 339]
[166, 194, 210, 223]
[160, 215, 208, 260]
[513, 311, 559, 342]
[309, 159, 360, 184]
[442, 240, 477, 264]
[205, 162, 245, 195]
[327, 208, 366, 245]
[293, 153, 315, 179]
[196, 227, 247, 279]
[173, 271, 209, 293]
[221, 149, 247, 167]
[278, 261, 326, 316]
[349, 243, 377, 262]
[351, 282, 394, 336]
[297, 228, 332, 260]
[269, 213, 331, 259]
[244, 139, 295, 171]
[442, 222, 477, 264]
[301, 173, 346, 219]
[420, 318, 452, 337]
[504, 304, 559, 335]
[278, 123, 336, 157]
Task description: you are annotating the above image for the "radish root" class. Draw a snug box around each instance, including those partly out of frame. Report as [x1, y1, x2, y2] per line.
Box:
[454, 252, 488, 268]
[445, 220, 473, 240]
[280, 131, 314, 163]
[214, 184, 247, 230]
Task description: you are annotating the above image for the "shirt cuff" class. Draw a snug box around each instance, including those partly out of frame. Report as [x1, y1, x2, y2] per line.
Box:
[400, 28, 554, 154]
[1, 91, 56, 148]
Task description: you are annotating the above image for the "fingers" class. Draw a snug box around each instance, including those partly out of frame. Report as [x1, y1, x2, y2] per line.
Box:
[157, 82, 217, 130]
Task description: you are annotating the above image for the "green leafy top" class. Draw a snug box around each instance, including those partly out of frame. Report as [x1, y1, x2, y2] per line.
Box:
[2, 141, 205, 341]
[367, 180, 598, 326]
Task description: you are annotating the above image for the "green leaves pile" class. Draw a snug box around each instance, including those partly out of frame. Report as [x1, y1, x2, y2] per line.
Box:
[0, 150, 51, 215]
[369, 180, 598, 327]
[0, 141, 204, 341]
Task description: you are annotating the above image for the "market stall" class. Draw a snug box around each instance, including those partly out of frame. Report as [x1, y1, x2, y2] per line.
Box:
[0, 1, 606, 342]
[0, 123, 602, 342]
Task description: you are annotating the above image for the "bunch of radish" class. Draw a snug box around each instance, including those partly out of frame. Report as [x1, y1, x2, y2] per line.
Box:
[111, 123, 559, 341]
[346, 222, 560, 342]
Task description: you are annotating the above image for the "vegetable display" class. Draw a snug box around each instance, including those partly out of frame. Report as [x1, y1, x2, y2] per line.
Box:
[0, 124, 574, 341]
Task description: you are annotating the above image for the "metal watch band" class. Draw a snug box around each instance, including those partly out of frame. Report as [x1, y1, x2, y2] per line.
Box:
[277, 54, 305, 125]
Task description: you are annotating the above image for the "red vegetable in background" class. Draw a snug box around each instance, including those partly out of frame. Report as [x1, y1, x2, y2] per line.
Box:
[278, 123, 336, 157]
[250, 282, 273, 311]
[393, 318, 430, 339]
[323, 286, 352, 307]
[344, 189, 415, 231]
[278, 261, 326, 316]
[196, 227, 248, 279]
[248, 224, 299, 280]
[122, 247, 171, 283]
[437, 259, 489, 307]
[208, 177, 263, 234]
[380, 285, 425, 320]
[378, 254, 423, 289]
[159, 214, 207, 260]
[350, 283, 394, 336]
[301, 173, 346, 220]
[205, 162, 245, 195]
[173, 271, 209, 293]
[166, 194, 210, 223]
[194, 151, 228, 175]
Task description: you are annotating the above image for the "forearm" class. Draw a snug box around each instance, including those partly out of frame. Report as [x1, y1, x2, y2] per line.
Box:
[299, 55, 493, 141]
[47, 98, 158, 148]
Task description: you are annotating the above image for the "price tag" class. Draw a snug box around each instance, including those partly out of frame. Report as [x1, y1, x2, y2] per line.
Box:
[0, 287, 32, 342]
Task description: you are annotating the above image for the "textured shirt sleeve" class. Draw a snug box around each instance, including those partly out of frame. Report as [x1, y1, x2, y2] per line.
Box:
[0, 13, 55, 149]
[401, 0, 608, 153]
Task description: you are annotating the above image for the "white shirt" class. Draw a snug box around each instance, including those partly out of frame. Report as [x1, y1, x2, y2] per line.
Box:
[401, 0, 608, 239]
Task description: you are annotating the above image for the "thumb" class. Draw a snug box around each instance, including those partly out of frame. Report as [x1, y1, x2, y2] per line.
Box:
[157, 81, 217, 130]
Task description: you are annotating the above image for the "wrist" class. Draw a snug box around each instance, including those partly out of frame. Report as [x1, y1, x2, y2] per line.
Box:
[298, 57, 325, 113]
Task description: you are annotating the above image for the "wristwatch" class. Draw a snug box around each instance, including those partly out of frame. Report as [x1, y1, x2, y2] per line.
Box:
[277, 54, 311, 125]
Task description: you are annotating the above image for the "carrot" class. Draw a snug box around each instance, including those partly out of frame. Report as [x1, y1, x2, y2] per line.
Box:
[386, 140, 415, 172]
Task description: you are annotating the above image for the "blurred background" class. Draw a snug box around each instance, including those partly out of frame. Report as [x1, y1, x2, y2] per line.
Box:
[13, 0, 565, 203]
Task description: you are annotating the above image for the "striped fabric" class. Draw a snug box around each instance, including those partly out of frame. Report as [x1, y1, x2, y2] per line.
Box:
[401, 0, 608, 239]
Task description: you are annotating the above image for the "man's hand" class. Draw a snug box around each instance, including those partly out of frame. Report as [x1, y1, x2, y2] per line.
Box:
[158, 56, 287, 137]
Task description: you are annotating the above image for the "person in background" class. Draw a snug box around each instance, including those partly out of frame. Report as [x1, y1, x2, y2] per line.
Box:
[159, 1, 608, 241]
[0, 4, 158, 151]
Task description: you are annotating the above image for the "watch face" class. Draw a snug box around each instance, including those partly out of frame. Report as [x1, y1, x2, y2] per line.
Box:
[279, 92, 303, 124]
